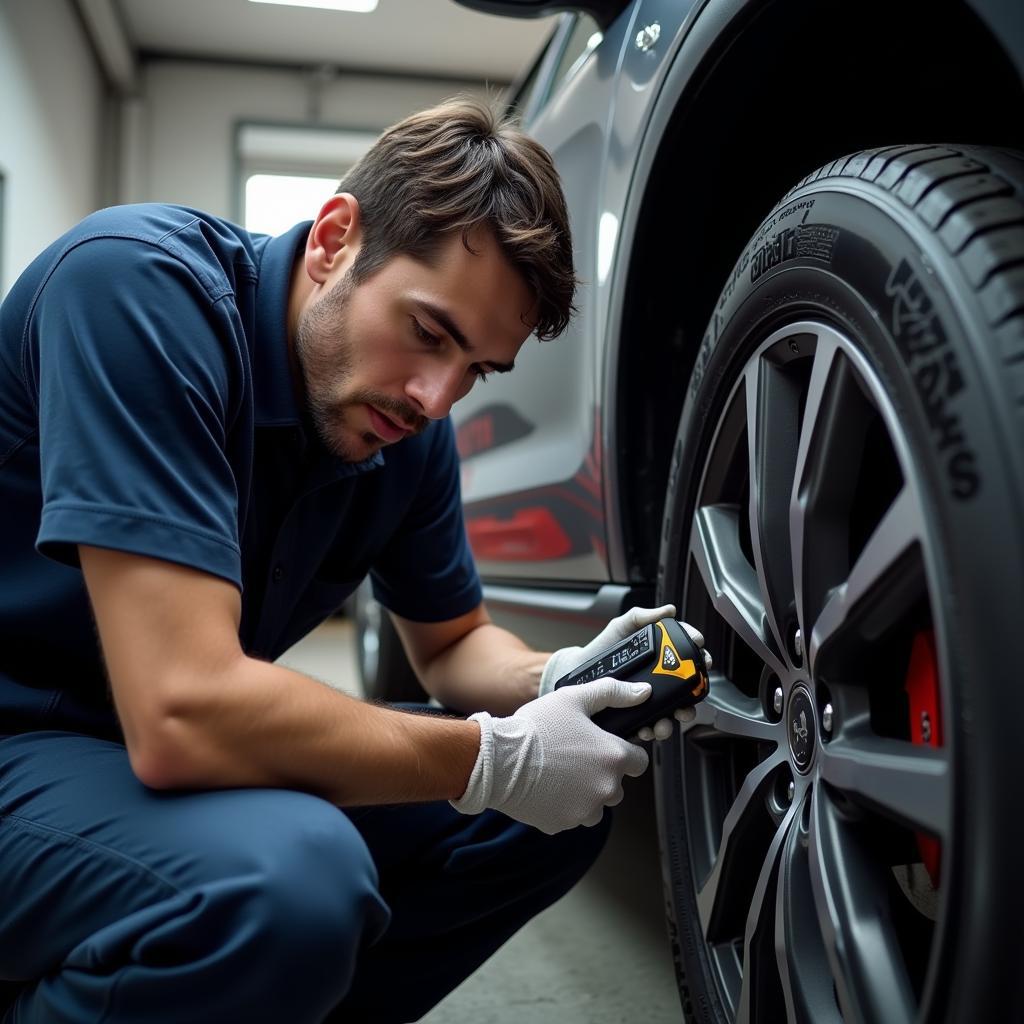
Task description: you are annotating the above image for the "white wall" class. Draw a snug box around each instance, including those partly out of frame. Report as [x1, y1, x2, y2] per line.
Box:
[0, 0, 106, 293]
[139, 60, 493, 221]
[0, 3, 492, 290]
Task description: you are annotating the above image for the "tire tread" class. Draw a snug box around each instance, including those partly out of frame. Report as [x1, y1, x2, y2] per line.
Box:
[939, 198, 1024, 254]
[811, 143, 1024, 442]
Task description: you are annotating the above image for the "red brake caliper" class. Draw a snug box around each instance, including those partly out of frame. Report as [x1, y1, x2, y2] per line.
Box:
[904, 630, 942, 886]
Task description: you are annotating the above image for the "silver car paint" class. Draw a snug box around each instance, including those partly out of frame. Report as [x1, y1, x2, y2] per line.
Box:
[454, 0, 703, 584]
[454, 0, 720, 589]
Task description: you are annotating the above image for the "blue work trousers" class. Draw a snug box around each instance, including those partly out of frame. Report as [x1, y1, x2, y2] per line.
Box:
[0, 729, 610, 1023]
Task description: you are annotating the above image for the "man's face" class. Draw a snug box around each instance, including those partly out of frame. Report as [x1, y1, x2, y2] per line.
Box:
[294, 226, 534, 462]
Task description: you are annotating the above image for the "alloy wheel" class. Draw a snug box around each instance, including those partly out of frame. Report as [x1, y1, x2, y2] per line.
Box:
[674, 320, 949, 1023]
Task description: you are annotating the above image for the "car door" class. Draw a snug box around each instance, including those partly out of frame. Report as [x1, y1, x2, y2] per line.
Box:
[452, 8, 631, 584]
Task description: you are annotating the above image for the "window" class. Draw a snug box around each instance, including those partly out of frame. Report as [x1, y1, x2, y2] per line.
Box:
[550, 14, 602, 98]
[244, 173, 338, 235]
[506, 53, 547, 124]
[508, 13, 603, 126]
[235, 123, 379, 234]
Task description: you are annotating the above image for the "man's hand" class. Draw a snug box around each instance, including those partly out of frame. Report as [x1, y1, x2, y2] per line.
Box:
[451, 679, 652, 834]
[539, 604, 678, 697]
[539, 605, 712, 741]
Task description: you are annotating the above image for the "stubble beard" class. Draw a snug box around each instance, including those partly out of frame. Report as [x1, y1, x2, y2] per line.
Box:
[294, 272, 426, 461]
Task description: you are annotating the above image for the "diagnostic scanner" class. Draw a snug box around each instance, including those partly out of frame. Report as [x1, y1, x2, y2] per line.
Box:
[554, 617, 710, 738]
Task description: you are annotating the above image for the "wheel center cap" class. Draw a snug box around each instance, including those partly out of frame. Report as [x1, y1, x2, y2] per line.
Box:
[788, 686, 816, 772]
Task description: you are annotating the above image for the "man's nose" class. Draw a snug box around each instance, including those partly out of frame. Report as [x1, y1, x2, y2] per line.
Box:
[406, 364, 467, 420]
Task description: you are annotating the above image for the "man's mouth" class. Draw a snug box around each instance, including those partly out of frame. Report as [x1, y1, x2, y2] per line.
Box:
[367, 405, 410, 443]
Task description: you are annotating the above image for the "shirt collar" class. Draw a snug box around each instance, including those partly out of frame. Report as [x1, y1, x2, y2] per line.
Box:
[253, 220, 310, 429]
[252, 221, 384, 477]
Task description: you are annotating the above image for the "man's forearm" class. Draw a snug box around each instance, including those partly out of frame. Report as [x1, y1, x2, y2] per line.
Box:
[417, 622, 548, 716]
[131, 653, 480, 805]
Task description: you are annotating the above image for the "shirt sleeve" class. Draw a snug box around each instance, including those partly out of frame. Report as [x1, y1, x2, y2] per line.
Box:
[369, 418, 483, 622]
[29, 235, 247, 587]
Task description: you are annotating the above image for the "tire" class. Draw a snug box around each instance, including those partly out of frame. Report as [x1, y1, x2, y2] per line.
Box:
[351, 580, 426, 703]
[654, 145, 1024, 1024]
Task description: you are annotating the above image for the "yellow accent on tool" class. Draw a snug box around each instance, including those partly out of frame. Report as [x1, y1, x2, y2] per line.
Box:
[651, 620, 697, 680]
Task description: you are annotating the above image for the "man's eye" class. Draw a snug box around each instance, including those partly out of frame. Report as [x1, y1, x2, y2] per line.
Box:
[411, 318, 440, 346]
[473, 366, 491, 383]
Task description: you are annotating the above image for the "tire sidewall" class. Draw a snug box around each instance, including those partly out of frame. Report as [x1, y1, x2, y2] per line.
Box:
[656, 179, 1024, 1021]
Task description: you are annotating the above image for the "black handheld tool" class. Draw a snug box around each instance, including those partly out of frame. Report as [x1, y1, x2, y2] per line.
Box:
[554, 617, 710, 738]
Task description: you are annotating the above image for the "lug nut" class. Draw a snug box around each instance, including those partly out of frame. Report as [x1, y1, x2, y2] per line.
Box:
[822, 703, 834, 734]
[793, 629, 804, 663]
[773, 686, 784, 715]
[786, 780, 795, 803]
[921, 711, 932, 743]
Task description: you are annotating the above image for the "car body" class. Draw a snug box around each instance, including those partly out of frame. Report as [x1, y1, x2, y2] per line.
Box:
[437, 1, 1024, 1022]
[452, 0, 1023, 644]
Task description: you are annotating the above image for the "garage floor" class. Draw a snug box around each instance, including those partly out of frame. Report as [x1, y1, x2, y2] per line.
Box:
[277, 618, 685, 1023]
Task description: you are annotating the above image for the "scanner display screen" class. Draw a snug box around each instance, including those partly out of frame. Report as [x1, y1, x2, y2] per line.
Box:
[570, 626, 653, 685]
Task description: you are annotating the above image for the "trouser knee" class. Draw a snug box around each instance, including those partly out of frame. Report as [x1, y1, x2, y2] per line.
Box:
[192, 792, 390, 1017]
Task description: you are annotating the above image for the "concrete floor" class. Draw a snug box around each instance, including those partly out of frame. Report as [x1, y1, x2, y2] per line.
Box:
[277, 618, 685, 1023]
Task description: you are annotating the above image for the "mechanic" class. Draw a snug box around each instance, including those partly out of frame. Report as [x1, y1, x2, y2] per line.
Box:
[0, 97, 703, 1023]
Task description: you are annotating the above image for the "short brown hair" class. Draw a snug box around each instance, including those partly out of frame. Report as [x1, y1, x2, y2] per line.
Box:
[338, 97, 576, 341]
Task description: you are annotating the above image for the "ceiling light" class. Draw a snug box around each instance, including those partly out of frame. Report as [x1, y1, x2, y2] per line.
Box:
[247, 0, 379, 13]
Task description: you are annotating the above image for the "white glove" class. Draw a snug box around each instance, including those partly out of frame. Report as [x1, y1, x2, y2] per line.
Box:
[539, 605, 713, 742]
[450, 678, 652, 835]
[539, 604, 678, 697]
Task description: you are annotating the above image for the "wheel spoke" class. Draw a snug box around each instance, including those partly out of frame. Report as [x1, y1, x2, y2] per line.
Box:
[681, 672, 779, 743]
[819, 734, 950, 839]
[745, 359, 800, 656]
[809, 786, 918, 1024]
[692, 505, 786, 677]
[790, 334, 840, 636]
[809, 486, 925, 677]
[697, 750, 786, 942]
[790, 339, 874, 637]
[775, 796, 843, 1023]
[734, 803, 798, 1023]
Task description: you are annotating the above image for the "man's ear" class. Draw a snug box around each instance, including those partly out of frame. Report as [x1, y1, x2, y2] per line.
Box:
[304, 193, 362, 285]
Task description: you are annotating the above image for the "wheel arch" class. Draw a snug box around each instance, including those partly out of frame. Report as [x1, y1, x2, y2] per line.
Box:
[605, 0, 1024, 588]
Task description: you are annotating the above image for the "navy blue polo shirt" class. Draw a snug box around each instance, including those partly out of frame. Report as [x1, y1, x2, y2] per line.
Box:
[0, 204, 482, 737]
